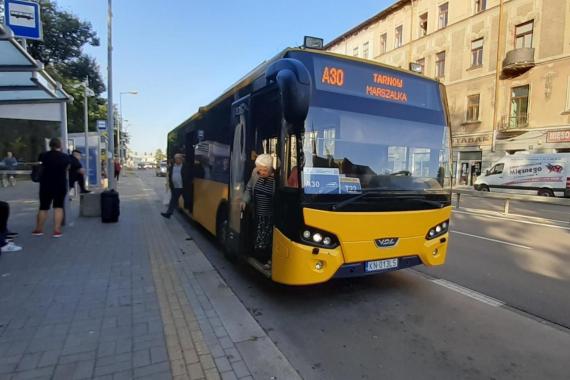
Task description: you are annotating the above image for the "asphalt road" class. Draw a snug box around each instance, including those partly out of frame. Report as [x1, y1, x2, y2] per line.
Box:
[142, 171, 570, 380]
[453, 192, 570, 223]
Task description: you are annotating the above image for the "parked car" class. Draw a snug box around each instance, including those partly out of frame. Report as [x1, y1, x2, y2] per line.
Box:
[474, 153, 570, 197]
[156, 160, 168, 177]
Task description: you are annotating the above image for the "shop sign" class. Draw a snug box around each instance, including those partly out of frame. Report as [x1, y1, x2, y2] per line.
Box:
[452, 133, 491, 147]
[546, 130, 570, 143]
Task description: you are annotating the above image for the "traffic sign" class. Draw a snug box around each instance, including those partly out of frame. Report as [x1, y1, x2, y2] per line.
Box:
[96, 120, 107, 131]
[4, 0, 42, 40]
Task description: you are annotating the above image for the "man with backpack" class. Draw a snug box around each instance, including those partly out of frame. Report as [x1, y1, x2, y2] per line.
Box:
[32, 138, 70, 238]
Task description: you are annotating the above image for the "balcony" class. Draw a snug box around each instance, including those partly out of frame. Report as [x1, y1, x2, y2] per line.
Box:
[502, 48, 535, 78]
[500, 114, 528, 131]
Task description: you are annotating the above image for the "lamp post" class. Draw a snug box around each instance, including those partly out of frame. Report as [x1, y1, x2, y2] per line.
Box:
[81, 81, 95, 188]
[107, 0, 115, 189]
[119, 91, 138, 163]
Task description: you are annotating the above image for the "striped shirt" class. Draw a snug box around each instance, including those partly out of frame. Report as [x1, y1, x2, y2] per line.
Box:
[252, 176, 275, 216]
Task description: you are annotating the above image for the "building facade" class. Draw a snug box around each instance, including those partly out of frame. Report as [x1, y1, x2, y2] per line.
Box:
[326, 0, 570, 186]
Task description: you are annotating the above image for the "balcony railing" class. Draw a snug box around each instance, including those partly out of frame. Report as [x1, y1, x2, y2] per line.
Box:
[501, 114, 528, 130]
[502, 48, 535, 77]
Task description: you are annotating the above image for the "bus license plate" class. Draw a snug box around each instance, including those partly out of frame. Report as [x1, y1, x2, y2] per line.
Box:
[365, 258, 399, 272]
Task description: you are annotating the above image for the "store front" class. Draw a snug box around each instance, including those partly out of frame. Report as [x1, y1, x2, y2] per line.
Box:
[452, 133, 491, 187]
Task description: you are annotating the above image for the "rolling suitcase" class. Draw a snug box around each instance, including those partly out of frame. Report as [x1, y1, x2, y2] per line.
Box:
[101, 189, 120, 223]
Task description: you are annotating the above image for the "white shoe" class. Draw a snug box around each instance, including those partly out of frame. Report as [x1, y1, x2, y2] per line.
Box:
[1, 242, 22, 253]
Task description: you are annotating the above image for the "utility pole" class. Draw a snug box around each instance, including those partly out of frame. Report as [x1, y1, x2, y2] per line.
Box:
[83, 79, 94, 189]
[106, 0, 115, 189]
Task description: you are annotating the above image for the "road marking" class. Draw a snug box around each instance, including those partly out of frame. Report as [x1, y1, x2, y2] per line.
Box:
[431, 279, 505, 307]
[451, 230, 532, 250]
[453, 209, 570, 230]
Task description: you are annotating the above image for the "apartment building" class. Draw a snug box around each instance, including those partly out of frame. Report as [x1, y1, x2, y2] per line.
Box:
[326, 0, 570, 186]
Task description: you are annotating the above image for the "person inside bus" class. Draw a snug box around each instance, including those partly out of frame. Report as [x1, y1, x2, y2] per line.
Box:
[241, 154, 275, 266]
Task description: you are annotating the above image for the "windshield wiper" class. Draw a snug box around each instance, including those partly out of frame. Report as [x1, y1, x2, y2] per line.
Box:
[331, 191, 387, 211]
[331, 190, 445, 211]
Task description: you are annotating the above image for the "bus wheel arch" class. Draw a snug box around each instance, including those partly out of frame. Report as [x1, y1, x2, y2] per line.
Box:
[537, 188, 555, 197]
[479, 184, 490, 192]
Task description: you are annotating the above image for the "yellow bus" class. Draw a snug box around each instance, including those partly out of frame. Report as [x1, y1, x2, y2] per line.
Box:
[167, 47, 452, 285]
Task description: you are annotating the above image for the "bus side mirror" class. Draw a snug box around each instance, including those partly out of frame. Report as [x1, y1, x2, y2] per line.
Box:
[266, 58, 312, 130]
[485, 169, 490, 176]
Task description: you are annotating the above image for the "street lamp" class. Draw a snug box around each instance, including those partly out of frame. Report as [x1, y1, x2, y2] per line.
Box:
[72, 80, 95, 189]
[118, 91, 138, 163]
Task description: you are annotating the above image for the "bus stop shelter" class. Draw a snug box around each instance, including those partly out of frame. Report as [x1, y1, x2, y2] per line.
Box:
[0, 24, 71, 150]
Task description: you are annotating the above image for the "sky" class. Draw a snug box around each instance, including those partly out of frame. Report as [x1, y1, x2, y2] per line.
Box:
[56, 0, 393, 155]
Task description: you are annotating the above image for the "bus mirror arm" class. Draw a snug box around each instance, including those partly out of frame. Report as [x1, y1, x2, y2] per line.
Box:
[266, 58, 312, 127]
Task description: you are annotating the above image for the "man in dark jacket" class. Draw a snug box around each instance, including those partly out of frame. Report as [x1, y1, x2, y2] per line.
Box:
[161, 154, 187, 218]
[32, 138, 70, 238]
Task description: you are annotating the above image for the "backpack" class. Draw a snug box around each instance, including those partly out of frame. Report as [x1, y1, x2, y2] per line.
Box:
[31, 164, 43, 183]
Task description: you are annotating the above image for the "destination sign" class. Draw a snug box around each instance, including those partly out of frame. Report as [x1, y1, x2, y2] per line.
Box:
[314, 57, 442, 111]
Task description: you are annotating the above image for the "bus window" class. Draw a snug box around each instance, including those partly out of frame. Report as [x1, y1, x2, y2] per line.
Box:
[284, 134, 299, 187]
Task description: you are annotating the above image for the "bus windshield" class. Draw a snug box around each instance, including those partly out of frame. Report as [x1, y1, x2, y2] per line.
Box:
[300, 106, 451, 195]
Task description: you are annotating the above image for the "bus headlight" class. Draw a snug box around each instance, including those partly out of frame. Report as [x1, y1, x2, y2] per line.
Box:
[300, 227, 339, 248]
[426, 220, 449, 240]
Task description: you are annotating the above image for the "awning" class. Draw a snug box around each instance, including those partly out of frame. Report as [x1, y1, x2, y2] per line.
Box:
[0, 23, 71, 122]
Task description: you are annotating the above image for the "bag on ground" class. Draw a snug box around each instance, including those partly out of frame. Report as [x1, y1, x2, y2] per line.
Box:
[101, 189, 120, 223]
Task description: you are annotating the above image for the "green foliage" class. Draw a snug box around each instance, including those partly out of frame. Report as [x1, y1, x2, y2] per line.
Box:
[26, 1, 111, 134]
[155, 149, 166, 163]
[28, 0, 100, 65]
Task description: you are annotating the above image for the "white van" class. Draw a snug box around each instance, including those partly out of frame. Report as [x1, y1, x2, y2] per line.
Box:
[474, 153, 570, 197]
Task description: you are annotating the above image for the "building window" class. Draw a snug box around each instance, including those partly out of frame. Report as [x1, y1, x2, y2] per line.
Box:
[436, 51, 446, 78]
[363, 41, 370, 59]
[438, 3, 448, 29]
[416, 58, 425, 74]
[515, 20, 534, 49]
[466, 94, 480, 121]
[471, 38, 484, 67]
[380, 33, 387, 54]
[474, 0, 486, 13]
[509, 85, 529, 128]
[419, 13, 428, 37]
[353, 46, 359, 57]
[395, 25, 403, 48]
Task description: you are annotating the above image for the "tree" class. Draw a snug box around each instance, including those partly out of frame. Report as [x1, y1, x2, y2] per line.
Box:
[27, 1, 107, 133]
[28, 1, 100, 66]
[155, 149, 166, 164]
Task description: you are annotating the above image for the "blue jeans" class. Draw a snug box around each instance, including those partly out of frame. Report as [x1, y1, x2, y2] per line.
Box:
[166, 188, 184, 215]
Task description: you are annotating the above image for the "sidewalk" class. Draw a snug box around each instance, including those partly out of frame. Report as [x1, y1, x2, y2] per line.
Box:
[0, 175, 299, 380]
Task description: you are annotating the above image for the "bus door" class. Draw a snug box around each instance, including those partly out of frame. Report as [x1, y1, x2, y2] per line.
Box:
[227, 95, 252, 256]
[184, 130, 198, 212]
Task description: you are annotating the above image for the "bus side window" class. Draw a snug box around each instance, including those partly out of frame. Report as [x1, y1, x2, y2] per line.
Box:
[284, 134, 299, 188]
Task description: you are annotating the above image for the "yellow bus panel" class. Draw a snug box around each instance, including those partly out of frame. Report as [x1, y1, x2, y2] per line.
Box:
[192, 178, 228, 235]
[271, 207, 451, 285]
[303, 206, 450, 263]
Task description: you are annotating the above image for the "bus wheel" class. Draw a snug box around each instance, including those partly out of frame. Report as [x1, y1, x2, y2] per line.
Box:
[479, 185, 490, 192]
[538, 188, 554, 197]
[216, 209, 234, 261]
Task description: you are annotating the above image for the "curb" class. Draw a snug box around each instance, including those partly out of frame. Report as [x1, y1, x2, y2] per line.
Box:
[147, 177, 302, 380]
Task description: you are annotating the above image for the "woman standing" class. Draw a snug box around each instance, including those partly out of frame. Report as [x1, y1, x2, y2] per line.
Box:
[241, 154, 275, 263]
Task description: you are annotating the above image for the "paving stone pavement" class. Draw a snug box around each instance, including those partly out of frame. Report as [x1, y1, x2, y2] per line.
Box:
[0, 174, 299, 380]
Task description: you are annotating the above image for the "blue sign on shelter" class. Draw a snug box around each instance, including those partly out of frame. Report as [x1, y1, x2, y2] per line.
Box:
[4, 0, 42, 40]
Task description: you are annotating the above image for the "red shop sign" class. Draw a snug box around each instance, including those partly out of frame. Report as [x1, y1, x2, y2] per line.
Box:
[546, 130, 570, 143]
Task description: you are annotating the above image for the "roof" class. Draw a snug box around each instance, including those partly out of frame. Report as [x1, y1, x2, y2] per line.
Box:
[171, 45, 436, 134]
[0, 24, 71, 105]
[324, 0, 409, 50]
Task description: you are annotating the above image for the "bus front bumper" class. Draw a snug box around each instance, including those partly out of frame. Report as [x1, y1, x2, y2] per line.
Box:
[271, 228, 448, 286]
